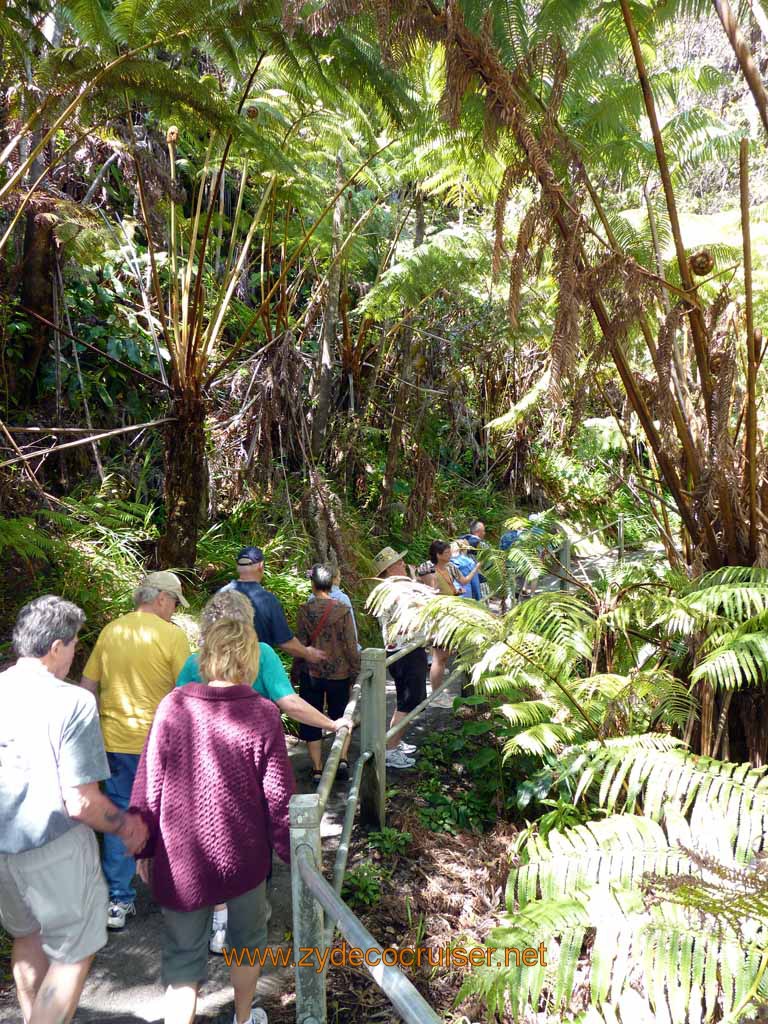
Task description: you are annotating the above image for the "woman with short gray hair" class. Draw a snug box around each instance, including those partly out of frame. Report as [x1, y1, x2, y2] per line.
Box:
[295, 564, 360, 783]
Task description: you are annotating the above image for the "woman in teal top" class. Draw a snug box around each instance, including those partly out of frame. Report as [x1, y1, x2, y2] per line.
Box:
[177, 642, 293, 701]
[178, 589, 353, 959]
[177, 591, 351, 734]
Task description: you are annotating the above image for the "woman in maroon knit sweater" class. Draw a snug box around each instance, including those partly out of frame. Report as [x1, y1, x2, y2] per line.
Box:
[130, 619, 294, 1024]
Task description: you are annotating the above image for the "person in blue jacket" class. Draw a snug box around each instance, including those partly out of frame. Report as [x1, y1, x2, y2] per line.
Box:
[499, 526, 522, 609]
[450, 540, 481, 600]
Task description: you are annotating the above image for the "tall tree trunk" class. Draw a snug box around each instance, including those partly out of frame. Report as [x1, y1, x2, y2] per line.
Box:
[17, 208, 55, 402]
[158, 390, 209, 567]
[311, 153, 344, 459]
[379, 192, 425, 516]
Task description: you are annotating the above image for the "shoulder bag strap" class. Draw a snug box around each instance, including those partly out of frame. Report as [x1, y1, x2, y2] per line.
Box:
[308, 599, 338, 646]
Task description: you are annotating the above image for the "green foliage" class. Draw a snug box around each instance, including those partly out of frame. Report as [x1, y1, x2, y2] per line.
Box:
[195, 495, 314, 625]
[460, 748, 768, 1022]
[341, 863, 390, 909]
[359, 226, 487, 320]
[0, 489, 159, 656]
[366, 827, 412, 857]
[413, 720, 510, 834]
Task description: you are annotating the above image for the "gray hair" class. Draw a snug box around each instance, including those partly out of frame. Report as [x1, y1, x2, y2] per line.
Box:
[13, 595, 85, 658]
[133, 585, 162, 608]
[200, 590, 253, 636]
[310, 563, 334, 592]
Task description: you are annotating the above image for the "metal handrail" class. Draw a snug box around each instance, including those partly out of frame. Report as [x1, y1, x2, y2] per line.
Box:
[569, 513, 625, 549]
[385, 636, 427, 667]
[290, 646, 454, 1023]
[385, 664, 462, 742]
[297, 849, 441, 1024]
[315, 674, 365, 813]
[330, 751, 371, 898]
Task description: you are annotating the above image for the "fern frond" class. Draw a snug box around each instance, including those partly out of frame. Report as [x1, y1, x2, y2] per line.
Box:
[572, 745, 768, 861]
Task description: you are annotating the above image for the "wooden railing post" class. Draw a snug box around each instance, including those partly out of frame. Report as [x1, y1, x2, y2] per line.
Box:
[290, 793, 326, 1024]
[618, 514, 625, 562]
[559, 533, 572, 591]
[359, 648, 386, 828]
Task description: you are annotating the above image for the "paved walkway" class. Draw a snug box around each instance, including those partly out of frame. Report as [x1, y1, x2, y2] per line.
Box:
[0, 671, 459, 1024]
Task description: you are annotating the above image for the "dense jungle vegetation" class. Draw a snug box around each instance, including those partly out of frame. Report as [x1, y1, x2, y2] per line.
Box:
[5, 0, 768, 1020]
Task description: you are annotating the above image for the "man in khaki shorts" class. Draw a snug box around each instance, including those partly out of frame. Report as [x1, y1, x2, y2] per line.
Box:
[0, 595, 148, 1024]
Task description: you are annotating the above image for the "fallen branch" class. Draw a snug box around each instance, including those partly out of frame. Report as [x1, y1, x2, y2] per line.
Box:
[5, 426, 109, 434]
[0, 418, 176, 469]
[18, 306, 169, 389]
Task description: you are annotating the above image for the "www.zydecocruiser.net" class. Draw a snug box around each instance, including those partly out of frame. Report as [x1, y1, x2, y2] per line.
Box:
[222, 942, 548, 972]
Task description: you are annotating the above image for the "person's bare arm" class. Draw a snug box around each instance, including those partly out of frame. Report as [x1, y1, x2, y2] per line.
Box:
[276, 693, 351, 732]
[278, 636, 326, 664]
[62, 782, 148, 854]
[80, 675, 98, 696]
[455, 562, 480, 585]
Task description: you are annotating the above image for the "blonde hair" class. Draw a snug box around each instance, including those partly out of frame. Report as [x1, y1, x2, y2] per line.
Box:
[200, 590, 255, 636]
[199, 618, 260, 685]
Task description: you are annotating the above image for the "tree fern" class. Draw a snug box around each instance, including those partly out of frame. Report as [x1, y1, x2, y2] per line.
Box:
[461, 799, 768, 1022]
[571, 743, 768, 860]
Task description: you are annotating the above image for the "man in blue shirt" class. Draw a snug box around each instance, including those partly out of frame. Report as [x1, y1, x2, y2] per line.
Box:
[220, 547, 325, 667]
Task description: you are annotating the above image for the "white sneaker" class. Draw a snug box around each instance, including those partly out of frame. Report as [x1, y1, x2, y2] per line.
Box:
[209, 926, 227, 954]
[398, 741, 417, 754]
[233, 1008, 268, 1024]
[385, 748, 416, 769]
[107, 901, 136, 930]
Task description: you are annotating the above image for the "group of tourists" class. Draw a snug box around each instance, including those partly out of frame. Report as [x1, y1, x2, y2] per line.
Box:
[0, 547, 352, 1024]
[370, 519, 492, 770]
[0, 520, 498, 1024]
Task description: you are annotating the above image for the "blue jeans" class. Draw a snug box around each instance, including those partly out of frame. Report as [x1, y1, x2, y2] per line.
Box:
[102, 752, 140, 904]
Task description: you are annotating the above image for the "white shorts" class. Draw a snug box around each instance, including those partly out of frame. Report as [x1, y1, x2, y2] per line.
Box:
[0, 823, 108, 963]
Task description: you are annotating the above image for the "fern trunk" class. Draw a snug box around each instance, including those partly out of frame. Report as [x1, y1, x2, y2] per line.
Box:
[17, 207, 55, 403]
[158, 390, 208, 568]
[310, 153, 344, 459]
[378, 192, 425, 518]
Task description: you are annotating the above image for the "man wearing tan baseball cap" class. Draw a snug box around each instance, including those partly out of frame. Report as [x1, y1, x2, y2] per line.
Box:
[80, 571, 191, 931]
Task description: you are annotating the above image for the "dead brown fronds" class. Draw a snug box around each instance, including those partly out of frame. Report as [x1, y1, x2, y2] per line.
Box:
[506, 201, 540, 327]
[549, 220, 582, 403]
[305, 0, 366, 35]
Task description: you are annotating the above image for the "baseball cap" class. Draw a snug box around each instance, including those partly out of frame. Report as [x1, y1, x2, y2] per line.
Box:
[236, 546, 265, 565]
[140, 570, 189, 607]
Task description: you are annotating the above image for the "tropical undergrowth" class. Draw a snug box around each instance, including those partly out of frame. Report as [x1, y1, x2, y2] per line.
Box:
[366, 550, 768, 1021]
[0, 468, 524, 661]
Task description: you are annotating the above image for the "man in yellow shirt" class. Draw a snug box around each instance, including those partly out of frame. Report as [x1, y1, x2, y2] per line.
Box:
[81, 571, 190, 931]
